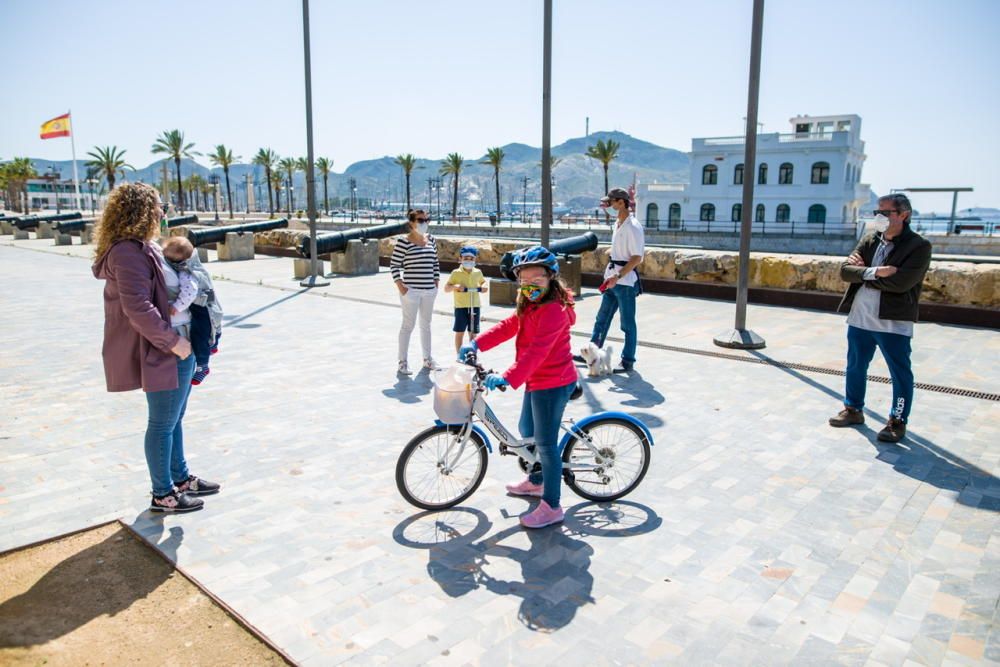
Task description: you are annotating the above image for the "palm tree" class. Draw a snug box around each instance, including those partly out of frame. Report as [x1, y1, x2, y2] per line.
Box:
[278, 157, 297, 216]
[0, 157, 38, 213]
[252, 148, 279, 216]
[187, 174, 207, 212]
[439, 153, 464, 221]
[394, 154, 421, 213]
[209, 144, 240, 219]
[315, 157, 333, 215]
[481, 147, 505, 226]
[151, 130, 199, 213]
[294, 157, 313, 214]
[85, 146, 134, 193]
[586, 138, 620, 220]
[270, 170, 284, 214]
[199, 180, 214, 212]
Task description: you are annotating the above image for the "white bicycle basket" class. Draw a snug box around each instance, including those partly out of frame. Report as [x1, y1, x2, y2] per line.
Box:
[432, 364, 477, 423]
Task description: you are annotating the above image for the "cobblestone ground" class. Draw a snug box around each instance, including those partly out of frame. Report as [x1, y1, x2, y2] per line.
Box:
[1, 236, 998, 666]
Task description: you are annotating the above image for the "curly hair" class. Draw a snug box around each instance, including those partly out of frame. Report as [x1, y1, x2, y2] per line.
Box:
[93, 183, 161, 260]
[515, 270, 574, 316]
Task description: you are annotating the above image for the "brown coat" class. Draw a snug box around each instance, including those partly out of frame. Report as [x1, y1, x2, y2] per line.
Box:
[93, 240, 181, 392]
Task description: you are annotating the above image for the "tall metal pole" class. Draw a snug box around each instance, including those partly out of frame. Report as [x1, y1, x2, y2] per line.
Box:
[948, 190, 958, 235]
[300, 0, 328, 287]
[540, 0, 553, 248]
[714, 0, 766, 350]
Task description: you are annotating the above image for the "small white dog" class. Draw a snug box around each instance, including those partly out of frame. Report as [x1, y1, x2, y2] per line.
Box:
[580, 342, 614, 377]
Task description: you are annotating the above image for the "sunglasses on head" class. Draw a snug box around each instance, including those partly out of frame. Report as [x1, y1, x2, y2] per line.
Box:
[873, 209, 898, 216]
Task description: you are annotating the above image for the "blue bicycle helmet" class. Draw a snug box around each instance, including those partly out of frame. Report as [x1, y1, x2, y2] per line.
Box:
[459, 246, 479, 257]
[511, 245, 559, 275]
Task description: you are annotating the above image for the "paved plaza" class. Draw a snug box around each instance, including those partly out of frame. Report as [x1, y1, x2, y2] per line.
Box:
[1, 236, 998, 666]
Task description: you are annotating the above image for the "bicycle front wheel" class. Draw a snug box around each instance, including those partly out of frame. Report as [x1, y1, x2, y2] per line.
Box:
[562, 418, 651, 502]
[396, 425, 489, 510]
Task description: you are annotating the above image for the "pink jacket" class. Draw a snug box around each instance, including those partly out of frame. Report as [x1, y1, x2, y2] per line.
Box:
[93, 240, 181, 392]
[475, 299, 577, 391]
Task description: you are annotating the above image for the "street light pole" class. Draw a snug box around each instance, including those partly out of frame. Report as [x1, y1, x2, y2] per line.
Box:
[209, 174, 220, 221]
[714, 0, 766, 350]
[522, 176, 530, 225]
[540, 0, 553, 248]
[298, 0, 328, 286]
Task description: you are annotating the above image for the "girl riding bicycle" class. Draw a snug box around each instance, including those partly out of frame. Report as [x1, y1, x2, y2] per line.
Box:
[459, 246, 577, 528]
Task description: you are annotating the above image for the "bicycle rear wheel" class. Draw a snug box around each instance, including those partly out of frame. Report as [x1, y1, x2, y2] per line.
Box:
[396, 425, 489, 510]
[562, 418, 650, 502]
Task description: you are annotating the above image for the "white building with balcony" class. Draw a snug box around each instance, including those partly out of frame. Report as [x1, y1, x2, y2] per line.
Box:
[639, 114, 871, 235]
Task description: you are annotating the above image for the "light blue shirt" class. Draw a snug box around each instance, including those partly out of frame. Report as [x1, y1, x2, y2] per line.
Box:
[846, 237, 913, 337]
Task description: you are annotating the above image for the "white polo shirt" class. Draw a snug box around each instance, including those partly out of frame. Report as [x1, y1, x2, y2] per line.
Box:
[604, 214, 645, 287]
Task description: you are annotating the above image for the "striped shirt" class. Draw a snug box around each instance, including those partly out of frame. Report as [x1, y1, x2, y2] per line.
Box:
[390, 235, 440, 289]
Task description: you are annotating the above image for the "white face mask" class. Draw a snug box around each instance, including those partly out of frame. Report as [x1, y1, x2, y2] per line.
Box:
[461, 260, 475, 270]
[416, 223, 429, 235]
[871, 214, 890, 233]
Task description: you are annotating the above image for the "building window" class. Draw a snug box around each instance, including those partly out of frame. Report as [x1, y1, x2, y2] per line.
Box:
[776, 204, 790, 223]
[778, 163, 793, 185]
[645, 203, 659, 228]
[731, 203, 742, 222]
[733, 163, 744, 185]
[811, 161, 830, 184]
[702, 164, 718, 185]
[755, 204, 765, 222]
[700, 203, 715, 222]
[758, 163, 768, 185]
[668, 203, 681, 228]
[808, 204, 826, 223]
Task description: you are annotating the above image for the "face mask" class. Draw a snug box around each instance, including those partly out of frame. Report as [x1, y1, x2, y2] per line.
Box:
[871, 214, 889, 233]
[461, 260, 475, 270]
[519, 284, 548, 302]
[416, 223, 429, 235]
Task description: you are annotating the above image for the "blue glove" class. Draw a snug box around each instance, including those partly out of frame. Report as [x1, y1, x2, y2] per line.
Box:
[484, 374, 508, 391]
[458, 341, 478, 362]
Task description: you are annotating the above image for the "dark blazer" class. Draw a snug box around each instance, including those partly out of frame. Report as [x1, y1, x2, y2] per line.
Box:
[837, 225, 932, 322]
[93, 240, 181, 392]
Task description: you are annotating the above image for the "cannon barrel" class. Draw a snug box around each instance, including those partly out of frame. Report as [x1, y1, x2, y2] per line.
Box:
[185, 218, 289, 247]
[299, 221, 410, 258]
[14, 211, 83, 230]
[498, 232, 599, 281]
[165, 214, 200, 229]
[53, 218, 98, 233]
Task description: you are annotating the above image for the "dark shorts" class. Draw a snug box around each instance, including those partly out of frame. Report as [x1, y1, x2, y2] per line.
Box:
[453, 307, 481, 333]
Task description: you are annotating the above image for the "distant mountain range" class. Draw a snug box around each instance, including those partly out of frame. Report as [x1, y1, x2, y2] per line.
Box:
[12, 131, 689, 210]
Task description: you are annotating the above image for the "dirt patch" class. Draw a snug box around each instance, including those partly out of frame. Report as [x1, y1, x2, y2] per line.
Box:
[0, 522, 291, 666]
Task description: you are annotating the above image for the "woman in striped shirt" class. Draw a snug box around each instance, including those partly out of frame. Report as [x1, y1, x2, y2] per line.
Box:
[391, 209, 440, 375]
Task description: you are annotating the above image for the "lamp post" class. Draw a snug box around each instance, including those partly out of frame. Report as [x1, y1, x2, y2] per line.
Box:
[86, 178, 97, 214]
[521, 176, 531, 225]
[209, 174, 220, 221]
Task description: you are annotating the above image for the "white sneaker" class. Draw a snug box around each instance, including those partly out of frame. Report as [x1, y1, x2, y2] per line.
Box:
[398, 361, 412, 375]
[423, 358, 438, 370]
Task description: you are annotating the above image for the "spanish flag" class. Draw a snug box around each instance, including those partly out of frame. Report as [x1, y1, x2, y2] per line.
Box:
[40, 113, 71, 140]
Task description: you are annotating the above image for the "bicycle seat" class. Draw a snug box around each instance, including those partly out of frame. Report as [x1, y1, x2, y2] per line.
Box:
[570, 381, 583, 401]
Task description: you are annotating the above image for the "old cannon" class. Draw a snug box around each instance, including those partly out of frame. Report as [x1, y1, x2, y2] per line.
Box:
[185, 218, 289, 247]
[14, 211, 83, 231]
[165, 214, 200, 229]
[53, 218, 98, 233]
[498, 231, 599, 281]
[297, 220, 409, 258]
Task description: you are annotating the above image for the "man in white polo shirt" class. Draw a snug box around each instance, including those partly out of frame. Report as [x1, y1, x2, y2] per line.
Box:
[590, 187, 645, 373]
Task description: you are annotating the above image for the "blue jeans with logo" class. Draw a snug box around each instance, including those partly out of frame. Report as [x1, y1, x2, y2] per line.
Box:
[144, 354, 196, 496]
[845, 325, 914, 423]
[591, 283, 638, 364]
[518, 380, 576, 508]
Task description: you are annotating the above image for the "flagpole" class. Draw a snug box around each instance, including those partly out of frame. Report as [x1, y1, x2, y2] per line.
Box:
[68, 110, 82, 212]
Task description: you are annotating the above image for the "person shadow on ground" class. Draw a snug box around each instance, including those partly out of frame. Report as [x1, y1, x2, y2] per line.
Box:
[382, 367, 434, 404]
[607, 370, 666, 409]
[0, 522, 181, 649]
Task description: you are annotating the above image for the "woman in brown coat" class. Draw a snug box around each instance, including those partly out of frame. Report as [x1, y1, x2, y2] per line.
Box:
[92, 183, 219, 512]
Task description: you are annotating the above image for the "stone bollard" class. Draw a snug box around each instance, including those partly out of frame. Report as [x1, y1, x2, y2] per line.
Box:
[558, 255, 582, 298]
[35, 222, 55, 239]
[328, 239, 379, 275]
[488, 278, 519, 306]
[13, 230, 29, 240]
[0, 221, 14, 235]
[293, 258, 325, 279]
[53, 231, 73, 246]
[197, 247, 209, 263]
[216, 232, 255, 261]
[80, 223, 95, 244]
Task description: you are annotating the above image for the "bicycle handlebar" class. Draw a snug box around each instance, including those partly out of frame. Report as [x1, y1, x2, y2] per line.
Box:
[461, 351, 506, 392]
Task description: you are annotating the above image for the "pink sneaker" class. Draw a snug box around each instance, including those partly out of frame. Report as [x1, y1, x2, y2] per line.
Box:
[520, 500, 564, 529]
[505, 478, 544, 497]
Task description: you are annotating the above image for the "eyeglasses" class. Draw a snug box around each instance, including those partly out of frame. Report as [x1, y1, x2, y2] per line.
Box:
[873, 209, 899, 216]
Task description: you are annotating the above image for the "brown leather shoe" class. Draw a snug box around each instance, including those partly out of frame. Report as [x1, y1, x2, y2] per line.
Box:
[829, 406, 864, 427]
[877, 418, 906, 443]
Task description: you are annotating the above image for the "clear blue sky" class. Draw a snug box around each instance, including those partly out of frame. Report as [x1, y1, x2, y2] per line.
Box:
[3, 0, 998, 212]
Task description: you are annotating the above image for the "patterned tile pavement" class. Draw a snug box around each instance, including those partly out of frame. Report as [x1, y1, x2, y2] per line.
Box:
[1, 235, 998, 666]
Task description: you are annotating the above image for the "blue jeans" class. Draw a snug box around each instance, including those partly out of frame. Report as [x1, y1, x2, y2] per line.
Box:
[144, 354, 195, 496]
[845, 325, 914, 423]
[518, 381, 576, 508]
[591, 283, 638, 364]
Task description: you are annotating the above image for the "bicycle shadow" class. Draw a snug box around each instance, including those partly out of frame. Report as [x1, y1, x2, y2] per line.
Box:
[748, 350, 1000, 512]
[392, 501, 662, 632]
